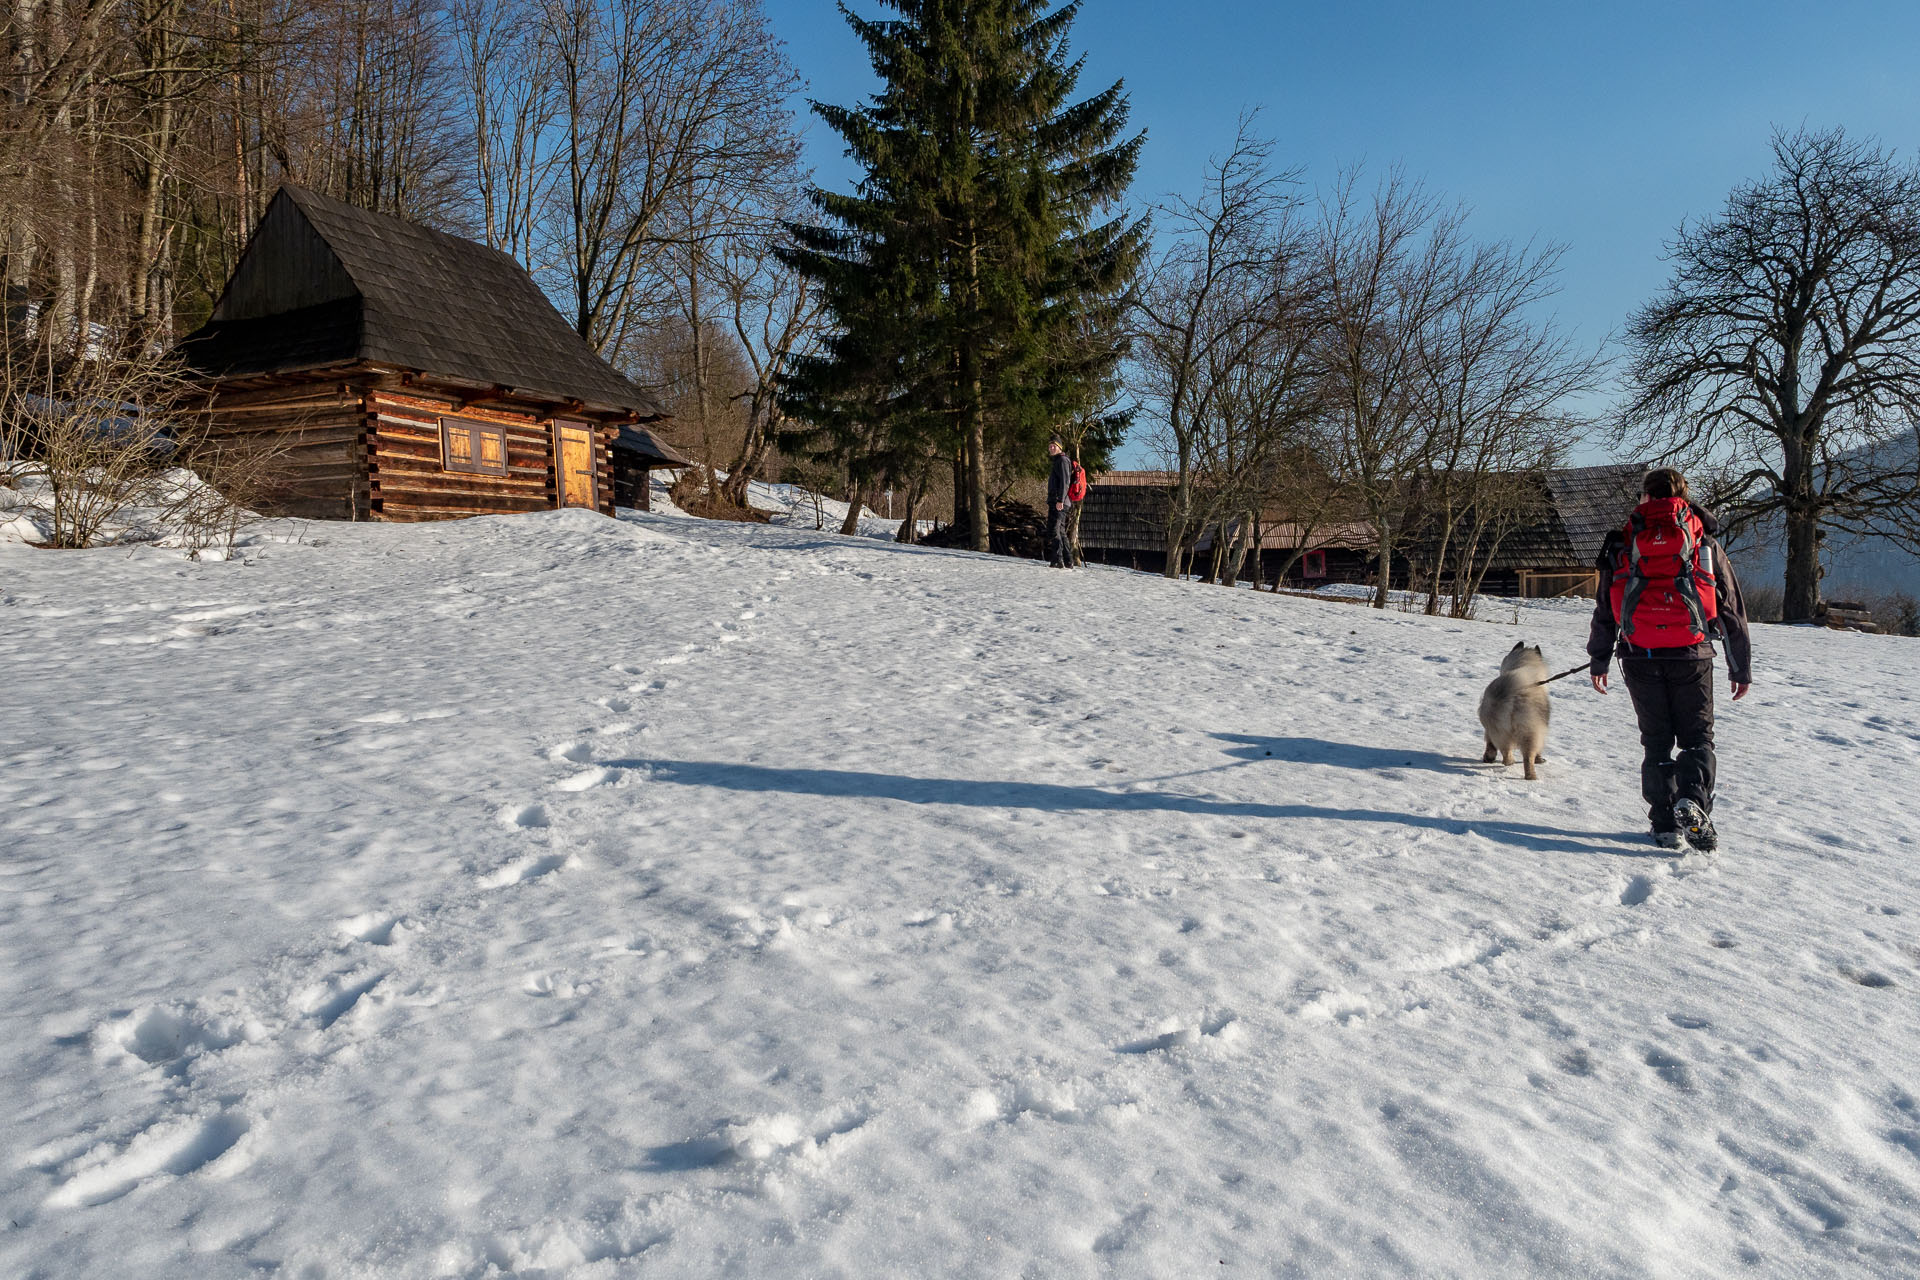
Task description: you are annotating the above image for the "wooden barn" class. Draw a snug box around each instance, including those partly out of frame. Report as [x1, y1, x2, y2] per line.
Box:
[179, 185, 665, 522]
[1406, 463, 1647, 598]
[1075, 471, 1181, 573]
[1078, 471, 1371, 583]
[1078, 464, 1647, 594]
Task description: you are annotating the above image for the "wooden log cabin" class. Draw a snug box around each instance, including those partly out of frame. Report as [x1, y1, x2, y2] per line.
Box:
[178, 185, 666, 522]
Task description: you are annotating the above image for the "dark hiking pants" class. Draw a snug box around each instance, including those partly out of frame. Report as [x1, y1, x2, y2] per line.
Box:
[1047, 506, 1071, 567]
[1621, 657, 1716, 830]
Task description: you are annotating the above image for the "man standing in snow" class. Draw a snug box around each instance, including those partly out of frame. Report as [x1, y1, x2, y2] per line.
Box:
[1045, 436, 1074, 568]
[1588, 468, 1752, 851]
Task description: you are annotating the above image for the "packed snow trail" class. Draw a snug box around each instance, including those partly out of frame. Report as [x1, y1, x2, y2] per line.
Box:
[3, 508, 1918, 1277]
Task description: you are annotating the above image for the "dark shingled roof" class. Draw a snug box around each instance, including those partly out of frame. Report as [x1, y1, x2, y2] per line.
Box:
[1406, 462, 1649, 574]
[1083, 463, 1648, 568]
[1545, 463, 1647, 564]
[180, 186, 661, 418]
[611, 424, 692, 468]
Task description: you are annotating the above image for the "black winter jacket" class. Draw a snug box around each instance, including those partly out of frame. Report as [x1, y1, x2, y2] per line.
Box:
[1587, 502, 1752, 683]
[1046, 451, 1074, 509]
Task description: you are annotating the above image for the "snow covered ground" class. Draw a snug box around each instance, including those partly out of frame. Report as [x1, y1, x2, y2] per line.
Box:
[3, 503, 1918, 1277]
[650, 470, 922, 543]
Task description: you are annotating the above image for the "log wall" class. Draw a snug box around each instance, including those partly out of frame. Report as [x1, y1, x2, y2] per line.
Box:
[367, 389, 558, 521]
[204, 381, 372, 521]
[203, 377, 620, 523]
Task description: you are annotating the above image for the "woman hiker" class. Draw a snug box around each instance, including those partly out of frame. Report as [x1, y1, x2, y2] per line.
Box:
[1588, 467, 1752, 851]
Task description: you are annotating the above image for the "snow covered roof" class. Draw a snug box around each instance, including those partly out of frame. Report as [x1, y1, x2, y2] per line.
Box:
[179, 186, 662, 419]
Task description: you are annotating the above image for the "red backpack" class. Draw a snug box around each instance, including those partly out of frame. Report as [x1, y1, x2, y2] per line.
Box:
[1609, 497, 1719, 648]
[1067, 461, 1088, 503]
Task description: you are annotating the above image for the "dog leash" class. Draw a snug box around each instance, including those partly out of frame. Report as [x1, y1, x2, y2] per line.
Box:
[1535, 663, 1592, 687]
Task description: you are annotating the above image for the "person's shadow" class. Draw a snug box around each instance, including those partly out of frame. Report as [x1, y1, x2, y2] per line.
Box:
[618, 737, 1651, 857]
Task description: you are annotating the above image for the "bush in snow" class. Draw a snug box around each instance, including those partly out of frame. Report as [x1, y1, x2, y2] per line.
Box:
[1, 338, 282, 555]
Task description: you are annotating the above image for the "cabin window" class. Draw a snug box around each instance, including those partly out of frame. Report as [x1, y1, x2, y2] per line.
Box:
[441, 417, 507, 476]
[1302, 549, 1328, 579]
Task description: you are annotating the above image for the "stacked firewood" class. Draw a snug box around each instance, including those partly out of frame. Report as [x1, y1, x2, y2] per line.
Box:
[920, 499, 1047, 560]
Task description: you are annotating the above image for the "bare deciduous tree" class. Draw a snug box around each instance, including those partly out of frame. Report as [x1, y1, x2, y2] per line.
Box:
[1622, 126, 1920, 622]
[1405, 237, 1600, 616]
[1132, 118, 1304, 578]
[1312, 169, 1465, 608]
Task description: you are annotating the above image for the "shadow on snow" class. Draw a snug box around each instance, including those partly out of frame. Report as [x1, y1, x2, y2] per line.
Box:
[1210, 733, 1474, 776]
[622, 741, 1649, 857]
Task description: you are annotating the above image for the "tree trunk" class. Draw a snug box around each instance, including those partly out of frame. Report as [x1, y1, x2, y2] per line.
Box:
[1162, 443, 1190, 578]
[1783, 504, 1821, 621]
[1781, 433, 1821, 621]
[952, 445, 966, 529]
[839, 486, 863, 535]
[896, 477, 924, 544]
[964, 393, 987, 553]
[1066, 500, 1083, 566]
[1373, 523, 1393, 609]
[1226, 510, 1255, 587]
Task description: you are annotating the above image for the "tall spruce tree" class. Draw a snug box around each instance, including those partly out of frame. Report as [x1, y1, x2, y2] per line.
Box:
[781, 0, 1143, 550]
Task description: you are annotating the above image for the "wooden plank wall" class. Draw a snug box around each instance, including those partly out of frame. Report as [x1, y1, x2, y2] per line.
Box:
[206, 382, 371, 521]
[368, 389, 559, 521]
[204, 380, 620, 523]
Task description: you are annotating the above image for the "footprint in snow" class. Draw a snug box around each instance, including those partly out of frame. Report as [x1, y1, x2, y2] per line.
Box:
[1840, 966, 1896, 988]
[1115, 1012, 1241, 1055]
[524, 971, 591, 998]
[96, 1005, 248, 1074]
[1619, 875, 1656, 907]
[478, 853, 573, 889]
[1644, 1048, 1694, 1091]
[548, 742, 593, 763]
[554, 766, 620, 792]
[295, 971, 387, 1030]
[1558, 1048, 1597, 1077]
[43, 1110, 253, 1209]
[336, 912, 405, 945]
[498, 803, 550, 829]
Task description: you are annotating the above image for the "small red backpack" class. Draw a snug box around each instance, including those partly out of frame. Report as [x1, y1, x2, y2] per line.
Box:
[1609, 497, 1719, 648]
[1067, 461, 1088, 503]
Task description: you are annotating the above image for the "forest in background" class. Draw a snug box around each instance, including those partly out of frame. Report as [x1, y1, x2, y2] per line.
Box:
[6, 0, 1920, 621]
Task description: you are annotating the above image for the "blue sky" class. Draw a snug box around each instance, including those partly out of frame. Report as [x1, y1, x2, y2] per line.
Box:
[760, 1, 1920, 457]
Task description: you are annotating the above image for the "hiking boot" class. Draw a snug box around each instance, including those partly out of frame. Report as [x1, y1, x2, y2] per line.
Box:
[1651, 829, 1683, 850]
[1672, 799, 1718, 852]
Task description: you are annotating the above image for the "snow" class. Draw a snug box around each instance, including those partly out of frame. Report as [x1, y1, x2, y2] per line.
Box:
[649, 468, 923, 542]
[3, 502, 1919, 1277]
[1, 467, 269, 559]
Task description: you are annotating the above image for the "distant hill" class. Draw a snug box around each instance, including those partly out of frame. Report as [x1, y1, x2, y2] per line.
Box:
[1717, 435, 1920, 603]
[1727, 523, 1920, 601]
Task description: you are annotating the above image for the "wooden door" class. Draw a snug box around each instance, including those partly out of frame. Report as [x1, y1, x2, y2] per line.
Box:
[556, 422, 596, 509]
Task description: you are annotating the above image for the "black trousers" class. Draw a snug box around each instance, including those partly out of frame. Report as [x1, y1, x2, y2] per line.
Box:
[1046, 506, 1071, 566]
[1621, 657, 1716, 829]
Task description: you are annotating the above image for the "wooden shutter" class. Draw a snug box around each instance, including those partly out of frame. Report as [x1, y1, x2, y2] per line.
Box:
[441, 417, 507, 476]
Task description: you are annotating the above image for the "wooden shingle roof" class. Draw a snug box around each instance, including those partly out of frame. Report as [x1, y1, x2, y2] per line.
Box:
[611, 424, 692, 468]
[1079, 481, 1172, 552]
[1544, 463, 1646, 564]
[1407, 462, 1649, 574]
[181, 186, 661, 418]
